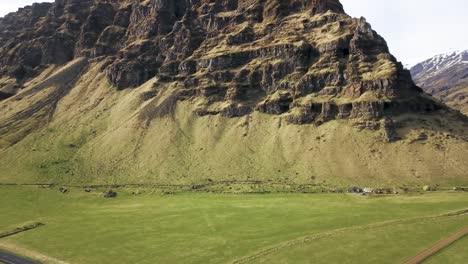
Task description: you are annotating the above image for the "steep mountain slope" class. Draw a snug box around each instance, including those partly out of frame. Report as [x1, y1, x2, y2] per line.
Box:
[411, 51, 468, 115]
[0, 0, 467, 187]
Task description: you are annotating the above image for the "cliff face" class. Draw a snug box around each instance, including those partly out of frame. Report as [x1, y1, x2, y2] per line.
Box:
[411, 51, 468, 115]
[1, 0, 437, 122]
[0, 0, 467, 186]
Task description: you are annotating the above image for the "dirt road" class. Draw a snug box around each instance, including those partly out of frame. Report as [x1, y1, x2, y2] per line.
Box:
[231, 209, 468, 264]
[402, 227, 468, 264]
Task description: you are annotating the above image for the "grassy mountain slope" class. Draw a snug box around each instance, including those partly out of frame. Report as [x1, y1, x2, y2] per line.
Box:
[1, 60, 467, 187]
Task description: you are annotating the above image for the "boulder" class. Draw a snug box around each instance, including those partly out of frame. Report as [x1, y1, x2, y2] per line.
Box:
[422, 185, 435, 192]
[102, 190, 117, 198]
[348, 187, 363, 193]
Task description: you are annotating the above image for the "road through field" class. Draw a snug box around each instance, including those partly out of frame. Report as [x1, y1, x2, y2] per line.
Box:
[402, 227, 468, 264]
[0, 250, 40, 264]
[232, 209, 468, 264]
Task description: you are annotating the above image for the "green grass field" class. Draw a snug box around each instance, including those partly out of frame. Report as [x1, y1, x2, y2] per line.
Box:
[424, 235, 468, 264]
[0, 186, 467, 264]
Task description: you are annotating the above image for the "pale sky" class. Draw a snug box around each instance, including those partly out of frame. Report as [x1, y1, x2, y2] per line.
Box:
[1, 0, 467, 65]
[341, 0, 468, 66]
[0, 0, 53, 17]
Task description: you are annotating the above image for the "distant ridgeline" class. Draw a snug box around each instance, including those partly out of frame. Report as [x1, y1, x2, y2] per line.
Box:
[0, 0, 467, 187]
[411, 50, 468, 115]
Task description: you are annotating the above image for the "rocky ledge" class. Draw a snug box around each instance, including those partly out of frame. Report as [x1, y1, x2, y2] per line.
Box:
[0, 0, 446, 129]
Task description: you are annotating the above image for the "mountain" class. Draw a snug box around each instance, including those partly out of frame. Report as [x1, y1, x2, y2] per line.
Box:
[411, 50, 468, 115]
[0, 0, 467, 187]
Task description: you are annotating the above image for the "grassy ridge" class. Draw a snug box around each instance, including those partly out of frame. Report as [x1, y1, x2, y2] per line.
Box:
[1, 186, 468, 263]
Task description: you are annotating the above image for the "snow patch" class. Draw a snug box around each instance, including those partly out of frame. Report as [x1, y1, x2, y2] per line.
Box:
[414, 50, 468, 75]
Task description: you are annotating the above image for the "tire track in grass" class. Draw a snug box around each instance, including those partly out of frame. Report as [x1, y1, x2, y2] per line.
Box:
[231, 209, 468, 264]
[0, 223, 44, 239]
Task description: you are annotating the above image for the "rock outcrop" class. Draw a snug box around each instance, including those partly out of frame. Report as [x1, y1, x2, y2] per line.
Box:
[0, 0, 441, 125]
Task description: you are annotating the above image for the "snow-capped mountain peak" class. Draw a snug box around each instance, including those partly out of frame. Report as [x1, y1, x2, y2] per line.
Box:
[412, 50, 468, 79]
[410, 50, 468, 115]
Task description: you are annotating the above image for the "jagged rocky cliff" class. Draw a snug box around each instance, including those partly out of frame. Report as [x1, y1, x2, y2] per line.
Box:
[0, 0, 467, 186]
[0, 0, 439, 122]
